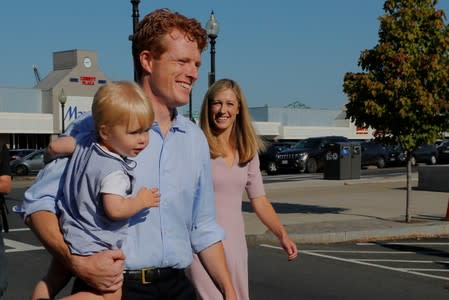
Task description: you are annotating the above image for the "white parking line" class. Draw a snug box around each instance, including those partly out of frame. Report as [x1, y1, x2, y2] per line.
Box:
[4, 239, 45, 253]
[405, 269, 449, 272]
[358, 259, 449, 263]
[357, 242, 449, 246]
[260, 244, 449, 282]
[302, 250, 416, 254]
[7, 228, 30, 232]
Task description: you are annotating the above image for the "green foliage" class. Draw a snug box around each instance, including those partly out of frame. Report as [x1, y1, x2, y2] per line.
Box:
[343, 0, 449, 152]
[285, 101, 310, 109]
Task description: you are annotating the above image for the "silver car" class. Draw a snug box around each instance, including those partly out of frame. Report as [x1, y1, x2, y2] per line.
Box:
[10, 149, 45, 176]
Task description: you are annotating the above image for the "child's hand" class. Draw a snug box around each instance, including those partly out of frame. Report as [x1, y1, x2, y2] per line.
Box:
[136, 187, 160, 208]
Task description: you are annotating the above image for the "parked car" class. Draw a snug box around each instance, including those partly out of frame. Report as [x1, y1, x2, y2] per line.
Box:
[437, 140, 449, 164]
[10, 149, 45, 176]
[8, 148, 35, 161]
[410, 144, 438, 166]
[259, 141, 297, 175]
[360, 141, 389, 168]
[275, 136, 349, 173]
[384, 144, 407, 166]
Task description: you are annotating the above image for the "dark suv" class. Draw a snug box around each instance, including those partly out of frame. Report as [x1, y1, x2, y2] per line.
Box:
[275, 136, 348, 173]
[360, 141, 389, 168]
[437, 140, 449, 164]
[411, 144, 438, 166]
[259, 141, 296, 175]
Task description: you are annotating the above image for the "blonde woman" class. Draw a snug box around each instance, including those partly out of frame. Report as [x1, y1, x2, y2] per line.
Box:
[186, 79, 298, 299]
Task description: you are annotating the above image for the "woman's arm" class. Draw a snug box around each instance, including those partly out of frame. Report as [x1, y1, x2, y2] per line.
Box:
[251, 196, 298, 261]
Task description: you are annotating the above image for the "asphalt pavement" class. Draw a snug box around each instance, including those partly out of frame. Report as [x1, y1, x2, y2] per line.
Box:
[12, 170, 449, 246]
[245, 171, 449, 245]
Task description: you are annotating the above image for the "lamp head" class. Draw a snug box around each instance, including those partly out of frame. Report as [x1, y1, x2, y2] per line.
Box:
[206, 10, 219, 38]
[58, 88, 67, 105]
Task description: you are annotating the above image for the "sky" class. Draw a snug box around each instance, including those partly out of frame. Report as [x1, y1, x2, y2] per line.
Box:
[1, 0, 449, 113]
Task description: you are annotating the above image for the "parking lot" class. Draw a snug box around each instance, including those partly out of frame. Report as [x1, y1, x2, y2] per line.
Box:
[299, 239, 449, 282]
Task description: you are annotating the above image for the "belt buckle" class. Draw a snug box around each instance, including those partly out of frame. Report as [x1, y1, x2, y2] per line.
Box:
[141, 268, 152, 285]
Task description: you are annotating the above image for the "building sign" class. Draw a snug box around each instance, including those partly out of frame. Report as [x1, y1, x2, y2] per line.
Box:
[80, 76, 96, 85]
[356, 126, 368, 134]
[61, 96, 93, 131]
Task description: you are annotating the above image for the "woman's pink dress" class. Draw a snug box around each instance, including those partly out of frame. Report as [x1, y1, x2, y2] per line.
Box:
[186, 153, 265, 300]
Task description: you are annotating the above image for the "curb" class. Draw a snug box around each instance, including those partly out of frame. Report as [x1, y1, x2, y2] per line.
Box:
[246, 223, 449, 245]
[263, 174, 418, 190]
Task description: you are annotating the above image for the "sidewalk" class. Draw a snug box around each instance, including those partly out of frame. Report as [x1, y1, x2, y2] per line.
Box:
[14, 172, 449, 245]
[244, 172, 449, 244]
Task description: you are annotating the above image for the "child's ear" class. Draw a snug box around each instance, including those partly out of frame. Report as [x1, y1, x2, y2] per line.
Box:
[98, 125, 110, 142]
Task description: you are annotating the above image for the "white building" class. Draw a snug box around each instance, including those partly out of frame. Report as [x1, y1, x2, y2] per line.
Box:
[0, 49, 374, 150]
[250, 106, 374, 141]
[0, 49, 108, 149]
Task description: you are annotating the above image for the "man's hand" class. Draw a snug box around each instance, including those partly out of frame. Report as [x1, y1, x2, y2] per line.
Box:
[71, 249, 125, 292]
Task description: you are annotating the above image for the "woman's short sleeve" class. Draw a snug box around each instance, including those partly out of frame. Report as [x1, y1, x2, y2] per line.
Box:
[246, 155, 265, 199]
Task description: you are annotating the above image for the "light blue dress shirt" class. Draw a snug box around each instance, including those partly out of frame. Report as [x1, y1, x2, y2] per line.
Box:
[23, 111, 225, 269]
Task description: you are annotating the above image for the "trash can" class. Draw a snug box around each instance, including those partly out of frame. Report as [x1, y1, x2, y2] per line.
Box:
[350, 143, 361, 179]
[323, 142, 360, 180]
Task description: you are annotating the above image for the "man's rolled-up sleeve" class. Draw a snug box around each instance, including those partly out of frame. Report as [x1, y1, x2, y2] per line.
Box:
[22, 156, 68, 218]
[189, 140, 225, 254]
[22, 113, 94, 219]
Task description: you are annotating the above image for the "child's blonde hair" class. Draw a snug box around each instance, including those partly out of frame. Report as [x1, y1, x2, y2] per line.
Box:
[92, 81, 154, 135]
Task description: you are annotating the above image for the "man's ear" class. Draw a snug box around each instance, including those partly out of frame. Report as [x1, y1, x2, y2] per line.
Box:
[140, 50, 153, 74]
[98, 125, 110, 142]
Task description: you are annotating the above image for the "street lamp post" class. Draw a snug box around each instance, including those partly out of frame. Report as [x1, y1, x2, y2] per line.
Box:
[58, 88, 67, 133]
[206, 10, 220, 87]
[130, 0, 140, 82]
[189, 91, 193, 121]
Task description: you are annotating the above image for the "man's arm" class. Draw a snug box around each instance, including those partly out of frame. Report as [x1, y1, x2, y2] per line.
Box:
[190, 135, 236, 298]
[197, 242, 236, 300]
[28, 211, 125, 292]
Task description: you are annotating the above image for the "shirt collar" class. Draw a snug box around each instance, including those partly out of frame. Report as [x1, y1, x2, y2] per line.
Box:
[152, 108, 189, 135]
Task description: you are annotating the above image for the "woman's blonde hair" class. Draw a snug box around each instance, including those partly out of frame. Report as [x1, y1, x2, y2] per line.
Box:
[199, 78, 265, 164]
[92, 81, 154, 135]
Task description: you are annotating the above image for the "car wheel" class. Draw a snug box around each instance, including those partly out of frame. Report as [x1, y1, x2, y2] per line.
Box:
[410, 156, 417, 166]
[376, 157, 386, 169]
[266, 161, 278, 175]
[15, 165, 28, 176]
[305, 158, 318, 173]
[429, 155, 437, 165]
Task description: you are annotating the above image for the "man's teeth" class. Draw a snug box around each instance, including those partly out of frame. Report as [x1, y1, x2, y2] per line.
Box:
[178, 82, 191, 89]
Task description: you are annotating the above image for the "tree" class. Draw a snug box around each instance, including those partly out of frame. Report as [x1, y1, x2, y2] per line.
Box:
[285, 101, 310, 109]
[343, 0, 449, 222]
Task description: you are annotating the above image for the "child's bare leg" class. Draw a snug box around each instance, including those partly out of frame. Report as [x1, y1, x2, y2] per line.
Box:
[32, 258, 72, 300]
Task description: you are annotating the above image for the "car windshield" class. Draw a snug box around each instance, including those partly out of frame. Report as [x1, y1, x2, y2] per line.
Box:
[293, 139, 321, 149]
